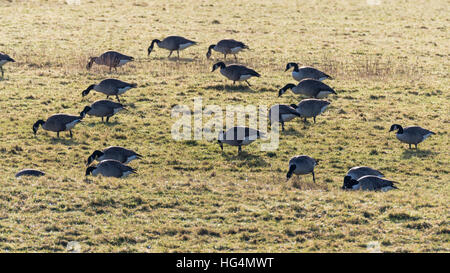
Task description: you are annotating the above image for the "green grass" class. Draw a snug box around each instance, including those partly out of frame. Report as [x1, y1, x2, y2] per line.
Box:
[0, 0, 449, 252]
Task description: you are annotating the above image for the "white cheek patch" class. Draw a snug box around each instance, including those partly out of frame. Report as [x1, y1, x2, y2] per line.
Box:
[118, 59, 131, 66]
[65, 119, 80, 130]
[121, 171, 133, 178]
[92, 168, 100, 176]
[422, 133, 433, 141]
[178, 42, 194, 50]
[117, 86, 132, 94]
[281, 114, 297, 122]
[125, 155, 137, 164]
[230, 47, 243, 53]
[316, 91, 333, 99]
[239, 74, 252, 81]
[319, 105, 329, 114]
[113, 107, 123, 114]
[381, 186, 395, 192]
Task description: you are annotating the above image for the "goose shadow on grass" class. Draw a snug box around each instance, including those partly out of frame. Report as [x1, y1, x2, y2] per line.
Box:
[85, 121, 120, 127]
[49, 137, 81, 146]
[204, 84, 258, 93]
[221, 151, 269, 168]
[401, 149, 436, 159]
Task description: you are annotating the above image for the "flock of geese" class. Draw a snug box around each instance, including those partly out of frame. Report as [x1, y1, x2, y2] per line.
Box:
[1, 35, 437, 191]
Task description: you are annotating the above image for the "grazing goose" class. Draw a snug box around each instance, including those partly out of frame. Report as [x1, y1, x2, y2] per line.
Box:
[86, 51, 134, 72]
[81, 79, 137, 102]
[15, 169, 45, 178]
[85, 159, 136, 178]
[290, 99, 330, 123]
[80, 100, 125, 123]
[342, 175, 398, 192]
[286, 155, 318, 183]
[389, 124, 435, 149]
[147, 36, 196, 59]
[0, 52, 15, 79]
[279, 79, 337, 98]
[218, 126, 264, 154]
[268, 104, 302, 131]
[206, 39, 249, 61]
[86, 146, 142, 166]
[212, 62, 260, 86]
[33, 114, 83, 138]
[285, 63, 332, 82]
[346, 166, 384, 180]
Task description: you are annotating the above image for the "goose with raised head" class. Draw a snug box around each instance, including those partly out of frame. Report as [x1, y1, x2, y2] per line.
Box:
[206, 39, 249, 61]
[286, 155, 318, 183]
[389, 124, 435, 149]
[86, 146, 142, 166]
[81, 79, 137, 102]
[80, 100, 125, 123]
[212, 62, 260, 86]
[148, 36, 197, 59]
[268, 104, 302, 131]
[342, 175, 398, 192]
[85, 159, 136, 178]
[218, 126, 264, 154]
[285, 63, 332, 82]
[86, 51, 134, 72]
[279, 79, 336, 98]
[33, 113, 83, 138]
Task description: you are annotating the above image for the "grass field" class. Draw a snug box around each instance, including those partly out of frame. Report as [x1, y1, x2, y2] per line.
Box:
[0, 0, 449, 252]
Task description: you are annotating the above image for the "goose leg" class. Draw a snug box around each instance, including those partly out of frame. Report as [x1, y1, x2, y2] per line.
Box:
[168, 51, 173, 58]
[245, 80, 252, 87]
[238, 145, 242, 154]
[116, 95, 120, 102]
[106, 116, 110, 123]
[0, 67, 3, 79]
[312, 171, 315, 183]
[69, 130, 73, 138]
[57, 131, 60, 138]
[177, 50, 180, 59]
[415, 144, 418, 149]
[234, 54, 237, 61]
[313, 116, 316, 123]
[101, 117, 104, 122]
[281, 121, 285, 132]
[409, 144, 412, 149]
[224, 54, 227, 60]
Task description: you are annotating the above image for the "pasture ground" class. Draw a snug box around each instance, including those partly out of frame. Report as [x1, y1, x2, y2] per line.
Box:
[0, 0, 448, 252]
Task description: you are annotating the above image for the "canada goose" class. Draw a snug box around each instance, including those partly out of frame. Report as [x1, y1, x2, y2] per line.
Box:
[286, 155, 318, 183]
[86, 51, 134, 72]
[346, 166, 384, 180]
[268, 104, 302, 131]
[279, 79, 337, 98]
[86, 146, 142, 166]
[285, 63, 332, 82]
[80, 100, 125, 123]
[33, 114, 83, 138]
[342, 175, 398, 192]
[206, 39, 249, 61]
[15, 169, 45, 178]
[218, 126, 264, 154]
[81, 79, 137, 102]
[0, 52, 15, 79]
[290, 99, 330, 123]
[389, 124, 435, 149]
[212, 62, 260, 86]
[85, 159, 136, 178]
[147, 36, 197, 59]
